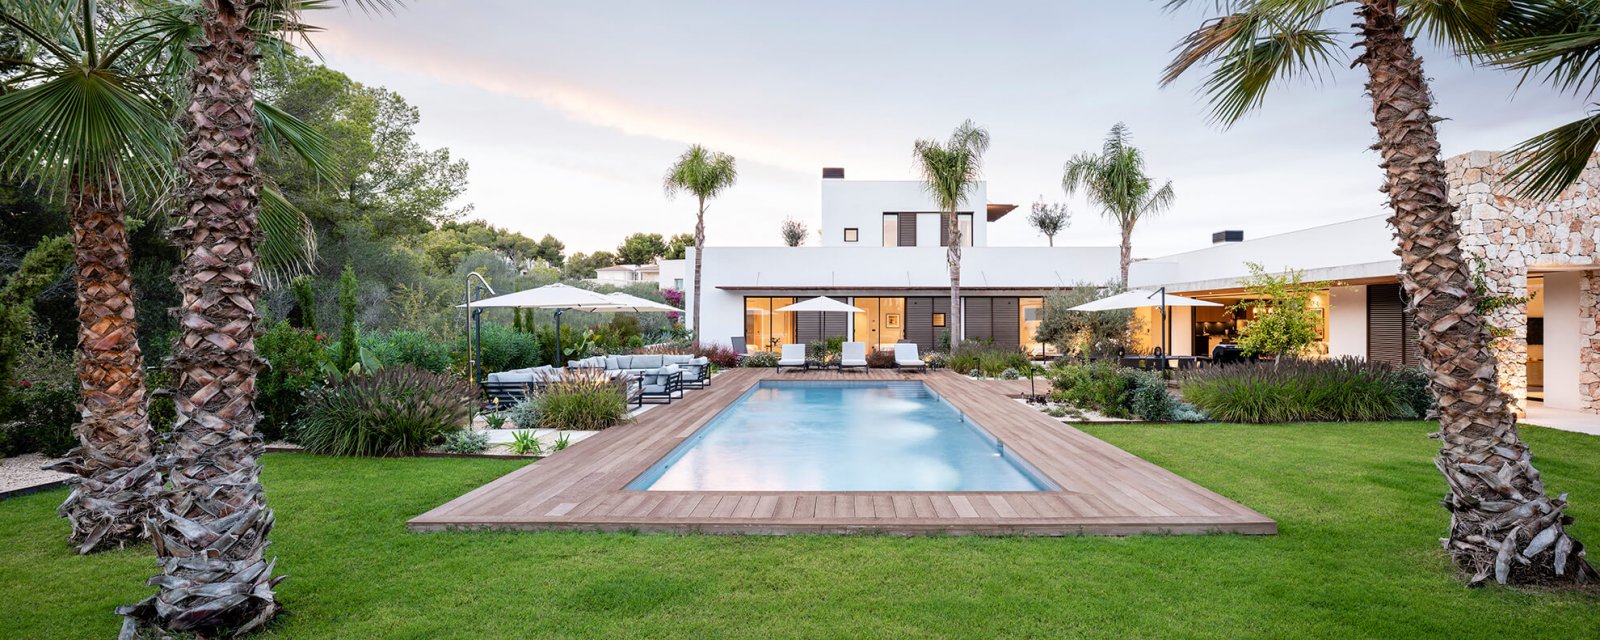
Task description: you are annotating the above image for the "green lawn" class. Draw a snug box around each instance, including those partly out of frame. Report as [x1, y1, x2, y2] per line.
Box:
[3, 422, 1598, 639]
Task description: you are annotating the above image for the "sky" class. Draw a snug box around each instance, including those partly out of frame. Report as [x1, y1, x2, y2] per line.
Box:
[310, 1, 1582, 259]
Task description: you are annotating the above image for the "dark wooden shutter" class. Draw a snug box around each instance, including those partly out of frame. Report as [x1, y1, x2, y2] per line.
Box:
[795, 308, 821, 344]
[965, 298, 994, 343]
[1367, 283, 1418, 367]
[823, 311, 848, 340]
[992, 298, 1020, 348]
[906, 297, 951, 350]
[939, 213, 950, 247]
[897, 213, 917, 247]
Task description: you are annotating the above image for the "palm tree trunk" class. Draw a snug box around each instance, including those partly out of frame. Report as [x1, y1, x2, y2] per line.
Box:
[46, 176, 159, 554]
[1357, 0, 1593, 585]
[947, 209, 962, 350]
[692, 195, 705, 346]
[1118, 225, 1132, 288]
[119, 0, 283, 635]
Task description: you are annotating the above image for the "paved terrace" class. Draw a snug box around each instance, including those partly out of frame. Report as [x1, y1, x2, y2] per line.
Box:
[409, 369, 1275, 536]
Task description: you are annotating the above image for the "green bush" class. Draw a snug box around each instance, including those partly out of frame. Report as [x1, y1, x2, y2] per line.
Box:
[529, 370, 631, 431]
[364, 330, 452, 373]
[470, 323, 543, 374]
[742, 351, 780, 367]
[439, 429, 490, 454]
[335, 265, 360, 373]
[1048, 362, 1194, 421]
[296, 365, 475, 456]
[0, 382, 77, 457]
[506, 395, 542, 429]
[258, 321, 328, 442]
[948, 342, 1030, 378]
[1179, 357, 1422, 423]
[866, 349, 895, 368]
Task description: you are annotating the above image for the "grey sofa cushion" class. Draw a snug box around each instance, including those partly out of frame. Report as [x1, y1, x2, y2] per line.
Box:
[631, 355, 664, 369]
[662, 355, 691, 365]
[604, 355, 625, 370]
[642, 364, 679, 387]
[487, 370, 539, 384]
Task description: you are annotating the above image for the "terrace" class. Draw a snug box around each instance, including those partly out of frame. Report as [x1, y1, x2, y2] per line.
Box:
[409, 368, 1275, 535]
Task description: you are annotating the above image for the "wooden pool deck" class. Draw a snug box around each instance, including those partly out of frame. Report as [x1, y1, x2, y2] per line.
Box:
[408, 369, 1275, 536]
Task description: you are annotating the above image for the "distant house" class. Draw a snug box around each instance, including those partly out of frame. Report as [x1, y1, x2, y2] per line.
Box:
[590, 260, 685, 291]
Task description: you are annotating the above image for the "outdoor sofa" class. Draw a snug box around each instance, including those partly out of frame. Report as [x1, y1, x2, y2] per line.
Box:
[566, 354, 712, 389]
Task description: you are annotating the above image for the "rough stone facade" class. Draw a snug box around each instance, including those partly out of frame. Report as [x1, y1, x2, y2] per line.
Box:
[1583, 273, 1600, 413]
[1446, 151, 1600, 415]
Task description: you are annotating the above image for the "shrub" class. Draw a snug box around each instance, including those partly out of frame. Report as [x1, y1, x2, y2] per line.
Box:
[866, 349, 895, 368]
[290, 274, 318, 330]
[258, 321, 328, 442]
[146, 368, 177, 434]
[528, 370, 631, 431]
[0, 382, 77, 457]
[742, 351, 780, 367]
[296, 365, 476, 456]
[949, 342, 1030, 377]
[365, 330, 452, 373]
[507, 430, 543, 455]
[692, 343, 739, 369]
[1000, 367, 1021, 380]
[471, 323, 542, 374]
[335, 265, 359, 373]
[1396, 367, 1435, 419]
[1047, 362, 1190, 421]
[1179, 357, 1420, 423]
[439, 429, 490, 454]
[806, 337, 845, 364]
[924, 351, 948, 369]
[507, 397, 542, 429]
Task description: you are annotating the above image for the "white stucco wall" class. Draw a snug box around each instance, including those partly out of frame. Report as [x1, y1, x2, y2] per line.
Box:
[1130, 214, 1400, 291]
[1543, 271, 1582, 410]
[820, 180, 989, 248]
[685, 245, 1120, 348]
[1328, 285, 1368, 359]
[656, 259, 686, 290]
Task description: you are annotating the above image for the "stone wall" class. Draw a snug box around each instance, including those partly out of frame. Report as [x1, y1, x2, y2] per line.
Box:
[1446, 151, 1600, 414]
[1583, 272, 1600, 413]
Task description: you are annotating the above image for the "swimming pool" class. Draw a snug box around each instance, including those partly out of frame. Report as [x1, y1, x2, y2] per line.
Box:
[626, 381, 1055, 492]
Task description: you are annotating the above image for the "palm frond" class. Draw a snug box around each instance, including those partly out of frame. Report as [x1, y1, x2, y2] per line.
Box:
[663, 144, 738, 201]
[259, 185, 319, 287]
[0, 66, 176, 199]
[257, 99, 338, 181]
[913, 120, 989, 212]
[1404, 0, 1513, 53]
[1503, 110, 1600, 200]
[1492, 0, 1600, 96]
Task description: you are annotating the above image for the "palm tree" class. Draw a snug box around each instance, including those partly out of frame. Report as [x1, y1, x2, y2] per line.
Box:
[1062, 123, 1174, 288]
[0, 0, 176, 554]
[664, 144, 738, 345]
[1491, 2, 1600, 199]
[1161, 0, 1594, 586]
[106, 1, 373, 635]
[913, 120, 990, 351]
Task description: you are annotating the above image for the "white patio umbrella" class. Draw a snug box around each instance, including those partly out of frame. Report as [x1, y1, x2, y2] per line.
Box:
[774, 296, 864, 314]
[1067, 287, 1222, 368]
[458, 283, 674, 378]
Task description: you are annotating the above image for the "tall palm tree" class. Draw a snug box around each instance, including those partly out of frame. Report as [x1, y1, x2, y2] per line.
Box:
[913, 120, 989, 351]
[117, 1, 395, 635]
[1062, 123, 1174, 288]
[1162, 0, 1594, 586]
[0, 0, 176, 554]
[663, 144, 737, 345]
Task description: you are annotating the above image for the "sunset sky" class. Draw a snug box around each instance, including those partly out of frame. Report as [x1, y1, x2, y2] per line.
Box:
[312, 1, 1580, 259]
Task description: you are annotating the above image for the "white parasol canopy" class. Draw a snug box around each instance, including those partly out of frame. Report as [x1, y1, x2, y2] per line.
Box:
[599, 291, 679, 313]
[457, 282, 617, 310]
[775, 296, 865, 314]
[1067, 289, 1222, 311]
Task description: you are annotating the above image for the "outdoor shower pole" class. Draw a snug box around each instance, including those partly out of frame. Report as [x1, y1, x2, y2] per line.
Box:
[464, 272, 496, 383]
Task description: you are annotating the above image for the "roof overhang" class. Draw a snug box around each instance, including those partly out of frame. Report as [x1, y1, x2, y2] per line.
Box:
[986, 203, 1017, 222]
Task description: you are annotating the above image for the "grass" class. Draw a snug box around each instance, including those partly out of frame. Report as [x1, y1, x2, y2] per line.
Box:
[3, 423, 1599, 638]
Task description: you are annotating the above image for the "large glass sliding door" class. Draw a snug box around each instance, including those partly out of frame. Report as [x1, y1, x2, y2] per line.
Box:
[851, 297, 905, 351]
[744, 297, 796, 353]
[1019, 297, 1056, 356]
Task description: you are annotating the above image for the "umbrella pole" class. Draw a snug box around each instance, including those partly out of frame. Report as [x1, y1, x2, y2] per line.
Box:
[1159, 287, 1169, 380]
[555, 308, 565, 367]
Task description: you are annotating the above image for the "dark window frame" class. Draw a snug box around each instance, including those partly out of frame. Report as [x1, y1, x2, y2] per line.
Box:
[843, 227, 858, 243]
[932, 312, 946, 328]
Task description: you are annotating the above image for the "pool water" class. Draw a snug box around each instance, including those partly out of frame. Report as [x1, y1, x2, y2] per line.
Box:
[626, 381, 1054, 492]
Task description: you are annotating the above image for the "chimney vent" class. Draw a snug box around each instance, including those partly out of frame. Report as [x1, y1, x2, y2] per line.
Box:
[822, 167, 845, 179]
[1212, 230, 1244, 244]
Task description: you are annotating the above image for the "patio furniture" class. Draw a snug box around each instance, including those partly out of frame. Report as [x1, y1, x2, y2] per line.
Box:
[731, 336, 749, 364]
[1210, 344, 1252, 368]
[566, 354, 710, 387]
[839, 342, 868, 371]
[480, 365, 564, 408]
[636, 367, 684, 404]
[777, 344, 808, 372]
[479, 381, 536, 410]
[893, 343, 926, 372]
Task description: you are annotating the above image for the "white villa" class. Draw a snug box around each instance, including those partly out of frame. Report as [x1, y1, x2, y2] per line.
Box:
[592, 260, 685, 290]
[683, 153, 1600, 415]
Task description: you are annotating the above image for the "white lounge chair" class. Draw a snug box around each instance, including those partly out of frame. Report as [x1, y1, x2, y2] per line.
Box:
[777, 343, 808, 372]
[894, 343, 926, 372]
[840, 342, 868, 371]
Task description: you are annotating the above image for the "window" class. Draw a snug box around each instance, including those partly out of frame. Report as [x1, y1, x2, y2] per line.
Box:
[852, 298, 906, 351]
[882, 215, 897, 247]
[938, 213, 975, 247]
[673, 278, 683, 289]
[843, 228, 858, 243]
[932, 312, 946, 328]
[744, 297, 797, 353]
